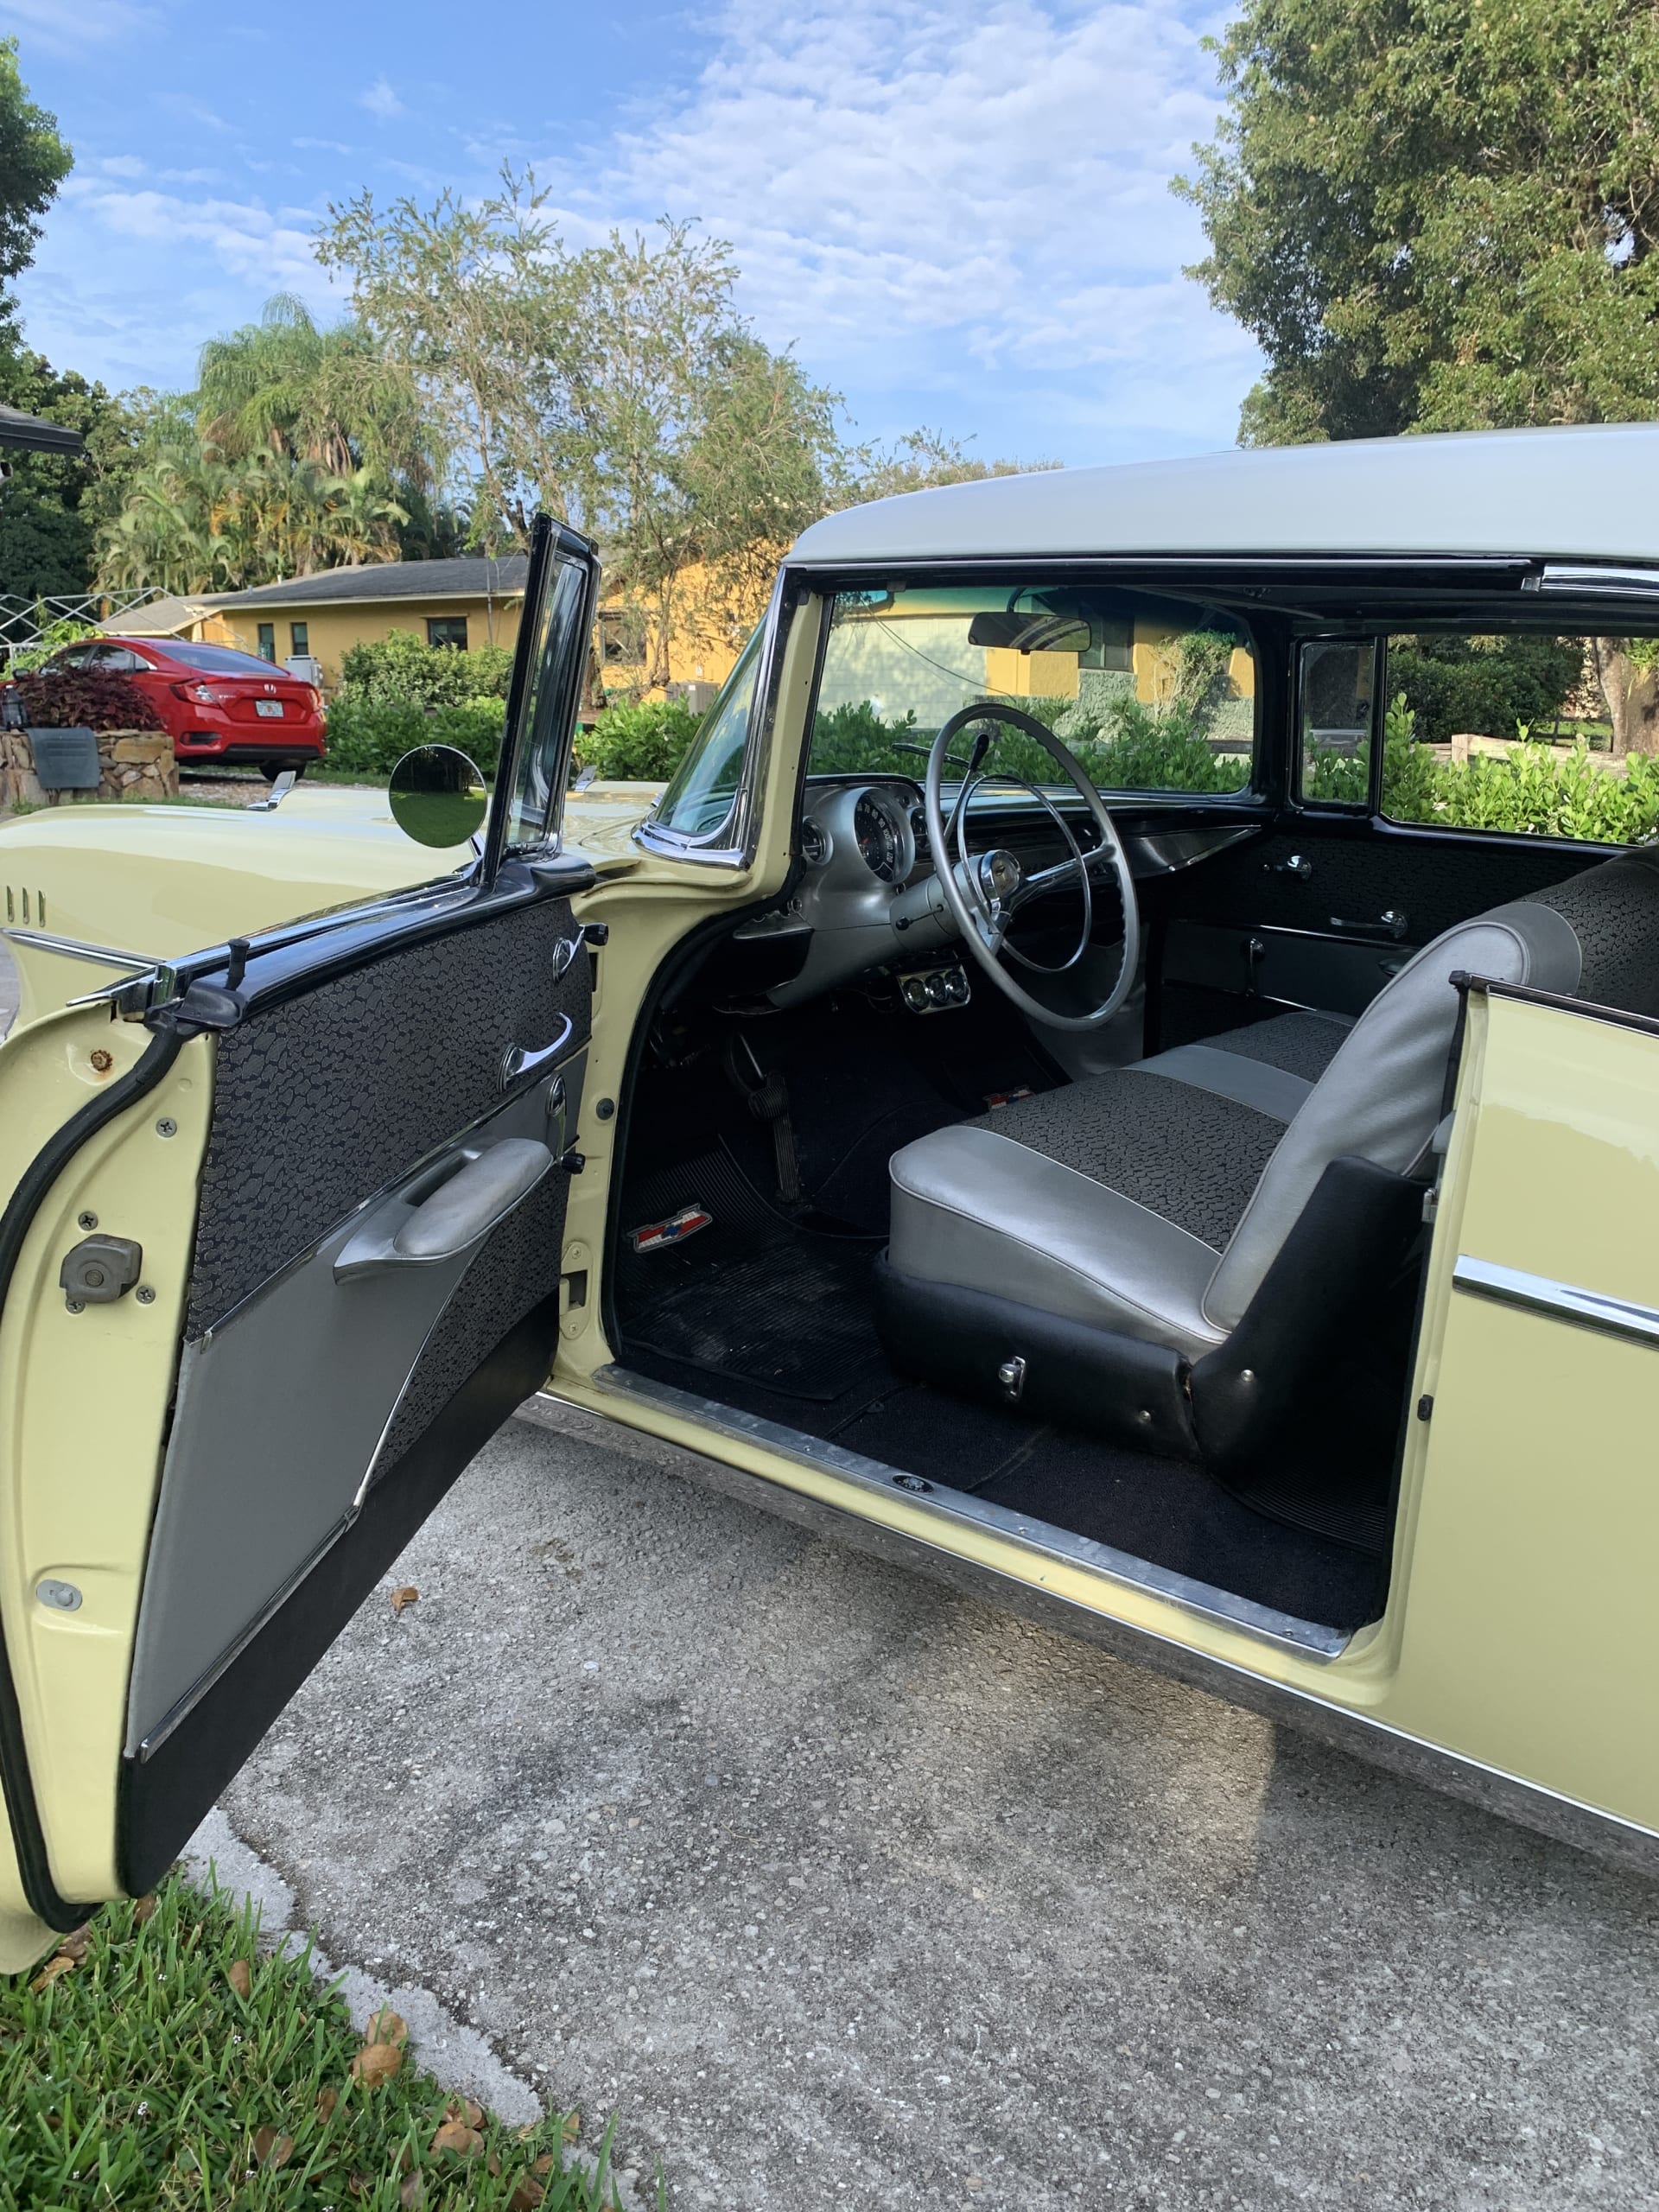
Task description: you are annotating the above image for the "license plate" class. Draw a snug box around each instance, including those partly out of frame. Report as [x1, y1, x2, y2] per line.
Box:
[255, 699, 284, 718]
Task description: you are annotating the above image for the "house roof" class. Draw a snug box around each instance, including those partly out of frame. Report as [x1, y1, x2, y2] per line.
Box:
[205, 555, 531, 610]
[0, 403, 85, 456]
[789, 424, 1659, 569]
[100, 592, 212, 637]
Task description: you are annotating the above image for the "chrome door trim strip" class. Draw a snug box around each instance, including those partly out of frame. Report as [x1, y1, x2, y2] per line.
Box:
[581, 1364, 1349, 1657]
[1452, 1254, 1659, 1348]
[519, 1389, 1659, 1878]
[1, 925, 152, 970]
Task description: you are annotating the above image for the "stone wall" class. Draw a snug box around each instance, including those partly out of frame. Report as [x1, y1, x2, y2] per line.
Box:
[0, 728, 179, 810]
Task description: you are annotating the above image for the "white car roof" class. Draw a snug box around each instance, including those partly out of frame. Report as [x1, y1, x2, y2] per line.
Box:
[790, 423, 1659, 568]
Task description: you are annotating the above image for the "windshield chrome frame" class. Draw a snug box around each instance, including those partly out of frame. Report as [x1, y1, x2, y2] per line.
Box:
[634, 566, 805, 869]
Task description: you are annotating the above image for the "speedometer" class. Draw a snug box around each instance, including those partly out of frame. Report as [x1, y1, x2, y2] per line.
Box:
[855, 791, 901, 880]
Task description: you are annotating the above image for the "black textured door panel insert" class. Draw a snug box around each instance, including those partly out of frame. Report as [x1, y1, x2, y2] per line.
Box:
[186, 894, 590, 1338]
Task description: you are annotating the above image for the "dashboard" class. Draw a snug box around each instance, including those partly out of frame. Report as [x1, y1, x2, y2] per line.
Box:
[736, 776, 1255, 1014]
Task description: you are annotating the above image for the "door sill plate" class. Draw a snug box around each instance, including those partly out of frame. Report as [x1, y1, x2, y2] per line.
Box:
[567, 1365, 1351, 1659]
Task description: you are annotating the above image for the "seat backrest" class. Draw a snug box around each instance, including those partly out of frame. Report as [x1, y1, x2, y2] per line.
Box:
[1203, 844, 1659, 1332]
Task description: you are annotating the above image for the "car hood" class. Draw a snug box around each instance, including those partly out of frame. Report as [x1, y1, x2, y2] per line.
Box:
[0, 780, 664, 972]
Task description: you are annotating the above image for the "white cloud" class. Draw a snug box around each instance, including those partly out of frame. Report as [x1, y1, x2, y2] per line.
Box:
[60, 175, 330, 297]
[99, 155, 148, 179]
[359, 77, 405, 121]
[551, 0, 1256, 456]
[0, 0, 160, 54]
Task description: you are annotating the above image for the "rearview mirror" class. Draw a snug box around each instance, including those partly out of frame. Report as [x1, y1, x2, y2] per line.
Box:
[388, 745, 489, 849]
[967, 610, 1092, 655]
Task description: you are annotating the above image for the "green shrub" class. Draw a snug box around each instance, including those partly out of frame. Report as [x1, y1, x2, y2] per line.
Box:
[6, 613, 100, 675]
[322, 693, 506, 777]
[575, 696, 702, 781]
[1389, 634, 1581, 745]
[808, 692, 1247, 794]
[335, 626, 514, 709]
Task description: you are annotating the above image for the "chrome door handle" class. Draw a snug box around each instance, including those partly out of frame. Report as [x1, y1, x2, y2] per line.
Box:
[1328, 909, 1408, 941]
[334, 1138, 554, 1281]
[500, 1009, 575, 1090]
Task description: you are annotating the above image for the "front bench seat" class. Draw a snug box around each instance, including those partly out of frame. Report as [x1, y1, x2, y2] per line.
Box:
[874, 846, 1659, 1464]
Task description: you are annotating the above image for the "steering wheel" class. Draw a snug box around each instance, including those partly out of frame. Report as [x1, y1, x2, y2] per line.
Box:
[923, 701, 1141, 1033]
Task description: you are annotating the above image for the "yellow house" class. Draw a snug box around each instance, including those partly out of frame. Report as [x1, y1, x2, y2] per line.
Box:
[109, 555, 749, 712]
[194, 557, 530, 685]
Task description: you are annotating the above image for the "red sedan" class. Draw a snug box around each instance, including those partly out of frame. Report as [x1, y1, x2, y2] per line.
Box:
[42, 635, 326, 779]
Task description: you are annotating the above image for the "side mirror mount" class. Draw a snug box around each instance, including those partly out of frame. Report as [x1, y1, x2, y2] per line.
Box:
[388, 745, 489, 850]
[248, 768, 297, 813]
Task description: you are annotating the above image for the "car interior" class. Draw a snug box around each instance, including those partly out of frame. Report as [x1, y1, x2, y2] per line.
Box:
[603, 569, 1659, 1643]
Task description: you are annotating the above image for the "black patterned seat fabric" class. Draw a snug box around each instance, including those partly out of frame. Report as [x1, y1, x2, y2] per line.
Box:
[969, 1010, 1348, 1255]
[882, 845, 1659, 1379]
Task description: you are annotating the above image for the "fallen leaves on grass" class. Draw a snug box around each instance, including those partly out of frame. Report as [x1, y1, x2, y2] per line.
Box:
[131, 1894, 157, 1923]
[226, 1958, 252, 1999]
[390, 1586, 420, 1616]
[350, 2006, 409, 2087]
[251, 2125, 294, 2168]
[430, 2118, 483, 2157]
[29, 1955, 75, 1994]
[315, 2085, 339, 2124]
[507, 2178, 546, 2210]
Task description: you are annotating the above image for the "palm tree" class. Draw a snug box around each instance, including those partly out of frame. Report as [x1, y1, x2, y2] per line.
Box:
[195, 295, 433, 491]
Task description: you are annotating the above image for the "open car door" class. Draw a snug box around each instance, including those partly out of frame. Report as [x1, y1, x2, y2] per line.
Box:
[0, 518, 601, 1968]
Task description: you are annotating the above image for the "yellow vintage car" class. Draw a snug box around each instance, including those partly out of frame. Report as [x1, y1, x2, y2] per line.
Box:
[3, 425, 1658, 1968]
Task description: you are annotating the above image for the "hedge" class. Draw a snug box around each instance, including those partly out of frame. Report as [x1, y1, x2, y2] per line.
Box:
[322, 695, 506, 778]
[573, 696, 702, 781]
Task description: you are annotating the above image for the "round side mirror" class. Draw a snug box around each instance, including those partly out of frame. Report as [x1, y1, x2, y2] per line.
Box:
[387, 745, 489, 849]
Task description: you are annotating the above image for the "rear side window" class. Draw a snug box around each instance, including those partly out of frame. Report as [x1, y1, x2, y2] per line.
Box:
[168, 640, 291, 677]
[1378, 630, 1659, 846]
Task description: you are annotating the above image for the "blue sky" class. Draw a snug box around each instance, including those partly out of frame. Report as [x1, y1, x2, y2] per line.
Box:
[3, 0, 1260, 468]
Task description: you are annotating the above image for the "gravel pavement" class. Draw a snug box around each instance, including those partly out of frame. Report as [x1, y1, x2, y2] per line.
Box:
[219, 1404, 1659, 2211]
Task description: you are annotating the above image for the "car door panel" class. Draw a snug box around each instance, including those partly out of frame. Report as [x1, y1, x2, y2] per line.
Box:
[1388, 982, 1659, 1835]
[113, 880, 592, 1893]
[0, 519, 604, 1953]
[1144, 821, 1600, 1048]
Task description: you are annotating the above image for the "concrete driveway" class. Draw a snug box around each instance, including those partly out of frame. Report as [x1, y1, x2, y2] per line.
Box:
[217, 1404, 1659, 2211]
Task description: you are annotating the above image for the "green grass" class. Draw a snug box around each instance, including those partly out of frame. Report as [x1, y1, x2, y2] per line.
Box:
[2, 1877, 640, 2211]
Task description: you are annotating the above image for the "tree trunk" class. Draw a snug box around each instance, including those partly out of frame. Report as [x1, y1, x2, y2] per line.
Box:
[1593, 639, 1659, 756]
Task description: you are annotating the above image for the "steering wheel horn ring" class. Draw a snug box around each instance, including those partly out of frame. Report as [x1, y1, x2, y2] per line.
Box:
[922, 701, 1141, 1032]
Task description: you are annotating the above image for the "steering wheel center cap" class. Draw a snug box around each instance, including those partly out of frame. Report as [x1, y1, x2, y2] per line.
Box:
[978, 849, 1021, 901]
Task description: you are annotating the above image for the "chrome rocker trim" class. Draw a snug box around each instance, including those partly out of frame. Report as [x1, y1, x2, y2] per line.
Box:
[1453, 1254, 1659, 1349]
[523, 1370, 1659, 1878]
[584, 1363, 1349, 1656]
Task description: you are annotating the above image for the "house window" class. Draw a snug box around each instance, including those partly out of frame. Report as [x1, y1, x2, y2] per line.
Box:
[257, 623, 276, 662]
[289, 621, 308, 657]
[428, 616, 468, 651]
[596, 609, 646, 665]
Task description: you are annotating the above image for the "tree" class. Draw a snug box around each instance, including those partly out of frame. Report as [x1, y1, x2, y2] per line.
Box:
[1180, 0, 1659, 747]
[1179, 0, 1659, 445]
[318, 177, 845, 683]
[0, 352, 146, 595]
[0, 37, 69, 341]
[836, 428, 1043, 505]
[195, 293, 430, 488]
[319, 173, 1040, 690]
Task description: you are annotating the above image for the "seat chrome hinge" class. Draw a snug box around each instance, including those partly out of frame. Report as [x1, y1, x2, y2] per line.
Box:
[997, 1355, 1027, 1403]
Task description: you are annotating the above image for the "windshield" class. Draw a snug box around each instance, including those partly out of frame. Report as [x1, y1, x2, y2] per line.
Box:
[165, 640, 300, 677]
[651, 625, 764, 839]
[809, 582, 1255, 795]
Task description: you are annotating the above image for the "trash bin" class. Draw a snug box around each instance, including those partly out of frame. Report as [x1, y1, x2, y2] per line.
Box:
[28, 727, 101, 790]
